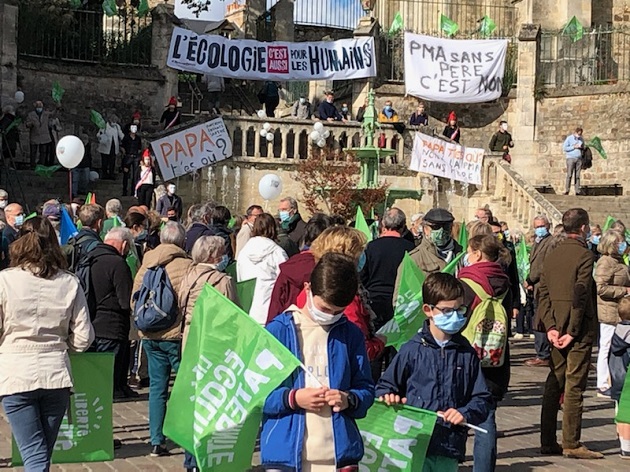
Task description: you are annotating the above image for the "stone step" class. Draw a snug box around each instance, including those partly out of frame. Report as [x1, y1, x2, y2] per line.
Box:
[543, 194, 630, 227]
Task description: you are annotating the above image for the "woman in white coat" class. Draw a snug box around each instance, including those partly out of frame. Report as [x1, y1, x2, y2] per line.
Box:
[97, 114, 124, 180]
[237, 213, 288, 324]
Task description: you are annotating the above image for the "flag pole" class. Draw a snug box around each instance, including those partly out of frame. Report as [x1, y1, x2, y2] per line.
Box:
[68, 169, 72, 202]
[436, 412, 488, 434]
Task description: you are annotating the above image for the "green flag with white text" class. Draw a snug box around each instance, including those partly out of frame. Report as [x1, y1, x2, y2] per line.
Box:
[389, 11, 404, 37]
[478, 15, 496, 37]
[163, 284, 301, 471]
[516, 237, 531, 284]
[563, 15, 584, 42]
[440, 14, 459, 37]
[355, 205, 373, 242]
[359, 402, 437, 471]
[12, 353, 114, 465]
[615, 368, 630, 423]
[378, 253, 425, 349]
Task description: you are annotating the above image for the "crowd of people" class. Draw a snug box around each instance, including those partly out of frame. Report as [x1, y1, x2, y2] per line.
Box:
[0, 181, 629, 471]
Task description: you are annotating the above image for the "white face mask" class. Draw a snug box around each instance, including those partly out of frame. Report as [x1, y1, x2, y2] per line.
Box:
[167, 184, 176, 194]
[0, 200, 7, 209]
[299, 97, 306, 104]
[307, 291, 343, 326]
[130, 125, 138, 134]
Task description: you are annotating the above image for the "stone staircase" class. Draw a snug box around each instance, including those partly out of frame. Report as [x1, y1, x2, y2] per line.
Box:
[544, 194, 630, 228]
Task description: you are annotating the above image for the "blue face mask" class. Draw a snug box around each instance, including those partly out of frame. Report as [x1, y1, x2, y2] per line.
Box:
[385, 105, 392, 111]
[215, 254, 229, 272]
[591, 235, 601, 245]
[619, 242, 628, 256]
[534, 227, 548, 238]
[279, 210, 291, 223]
[357, 252, 366, 272]
[14, 214, 24, 227]
[462, 253, 471, 267]
[432, 312, 467, 335]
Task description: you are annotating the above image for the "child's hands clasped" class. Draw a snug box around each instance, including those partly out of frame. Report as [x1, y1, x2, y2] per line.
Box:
[324, 389, 349, 412]
[295, 387, 329, 412]
[438, 408, 465, 426]
[378, 393, 407, 405]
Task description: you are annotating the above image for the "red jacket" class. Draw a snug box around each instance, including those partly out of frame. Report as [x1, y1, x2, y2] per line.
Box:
[266, 251, 316, 325]
[295, 289, 385, 361]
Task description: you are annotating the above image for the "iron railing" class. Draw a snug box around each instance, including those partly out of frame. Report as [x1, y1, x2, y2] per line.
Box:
[18, 7, 152, 66]
[540, 28, 630, 87]
[266, 0, 365, 31]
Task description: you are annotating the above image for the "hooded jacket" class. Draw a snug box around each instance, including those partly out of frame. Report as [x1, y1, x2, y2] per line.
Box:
[262, 310, 374, 471]
[184, 222, 213, 254]
[131, 243, 192, 340]
[376, 321, 491, 461]
[89, 243, 133, 341]
[609, 321, 630, 401]
[266, 250, 316, 324]
[458, 261, 512, 400]
[236, 236, 288, 324]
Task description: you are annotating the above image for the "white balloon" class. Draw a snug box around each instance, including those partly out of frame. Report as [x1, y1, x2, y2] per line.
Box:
[310, 130, 321, 142]
[314, 122, 324, 132]
[260, 129, 268, 137]
[266, 133, 274, 142]
[56, 135, 85, 169]
[257, 110, 266, 118]
[323, 130, 330, 138]
[263, 122, 271, 131]
[317, 139, 326, 148]
[89, 171, 99, 182]
[258, 173, 283, 200]
[14, 91, 24, 104]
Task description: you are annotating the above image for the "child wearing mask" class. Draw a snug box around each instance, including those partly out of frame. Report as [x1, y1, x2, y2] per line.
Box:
[262, 253, 374, 472]
[376, 272, 491, 472]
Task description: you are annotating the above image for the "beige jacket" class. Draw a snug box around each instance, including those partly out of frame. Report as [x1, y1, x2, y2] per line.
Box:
[26, 110, 53, 145]
[178, 263, 239, 347]
[594, 254, 630, 325]
[0, 268, 95, 396]
[235, 222, 253, 259]
[132, 243, 192, 340]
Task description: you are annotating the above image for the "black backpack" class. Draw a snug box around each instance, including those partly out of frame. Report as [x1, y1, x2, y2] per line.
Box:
[66, 236, 101, 317]
[581, 146, 593, 169]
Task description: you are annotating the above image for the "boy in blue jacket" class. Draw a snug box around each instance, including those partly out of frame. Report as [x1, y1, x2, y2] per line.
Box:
[262, 253, 375, 472]
[376, 272, 491, 471]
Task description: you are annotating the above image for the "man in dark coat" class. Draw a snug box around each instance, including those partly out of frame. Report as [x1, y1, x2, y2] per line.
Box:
[277, 196, 307, 246]
[538, 208, 602, 459]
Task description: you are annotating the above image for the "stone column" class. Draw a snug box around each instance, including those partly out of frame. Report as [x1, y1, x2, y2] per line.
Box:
[532, 0, 591, 30]
[245, 0, 266, 39]
[0, 0, 18, 107]
[151, 4, 178, 120]
[511, 24, 540, 179]
[273, 0, 294, 42]
[351, 16, 380, 114]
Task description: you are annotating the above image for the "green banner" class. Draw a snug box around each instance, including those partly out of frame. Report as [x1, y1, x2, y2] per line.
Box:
[516, 237, 531, 284]
[440, 14, 459, 37]
[588, 136, 607, 159]
[12, 353, 114, 465]
[163, 284, 301, 471]
[236, 278, 257, 313]
[478, 15, 496, 37]
[355, 205, 373, 242]
[90, 109, 107, 130]
[389, 11, 404, 37]
[617, 368, 630, 423]
[52, 81, 65, 104]
[378, 253, 425, 349]
[34, 164, 62, 178]
[359, 402, 437, 471]
[563, 15, 584, 42]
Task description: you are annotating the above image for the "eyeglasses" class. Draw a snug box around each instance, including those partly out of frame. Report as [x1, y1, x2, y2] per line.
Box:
[429, 305, 468, 317]
[426, 222, 452, 231]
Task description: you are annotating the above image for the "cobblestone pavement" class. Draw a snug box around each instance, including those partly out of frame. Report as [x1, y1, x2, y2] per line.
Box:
[0, 340, 627, 471]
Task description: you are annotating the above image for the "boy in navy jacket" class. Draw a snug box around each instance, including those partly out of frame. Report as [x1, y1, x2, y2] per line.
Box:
[376, 273, 491, 471]
[262, 253, 375, 471]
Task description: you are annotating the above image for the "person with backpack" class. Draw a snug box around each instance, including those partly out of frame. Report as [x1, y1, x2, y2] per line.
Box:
[131, 221, 192, 457]
[458, 234, 512, 472]
[62, 204, 105, 285]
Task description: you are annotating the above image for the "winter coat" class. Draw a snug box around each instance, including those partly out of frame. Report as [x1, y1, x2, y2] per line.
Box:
[283, 213, 307, 246]
[26, 110, 53, 145]
[266, 250, 316, 324]
[178, 263, 238, 347]
[489, 130, 514, 153]
[89, 244, 133, 341]
[538, 238, 598, 343]
[375, 321, 491, 461]
[527, 234, 554, 290]
[97, 123, 124, 155]
[156, 193, 183, 220]
[131, 243, 192, 340]
[609, 321, 630, 401]
[458, 261, 512, 401]
[262, 310, 375, 471]
[184, 222, 214, 254]
[236, 236, 288, 324]
[594, 254, 630, 325]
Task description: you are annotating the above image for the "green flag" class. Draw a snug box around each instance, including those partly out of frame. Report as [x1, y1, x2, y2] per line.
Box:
[441, 252, 464, 275]
[90, 109, 107, 130]
[603, 216, 616, 232]
[34, 164, 62, 178]
[2, 117, 22, 135]
[616, 369, 630, 423]
[52, 81, 65, 105]
[516, 237, 531, 284]
[102, 0, 117, 17]
[588, 136, 607, 159]
[163, 284, 301, 471]
[358, 402, 437, 471]
[228, 216, 237, 229]
[137, 0, 149, 17]
[563, 15, 584, 42]
[478, 15, 496, 37]
[236, 278, 257, 314]
[440, 14, 459, 37]
[355, 206, 373, 242]
[389, 11, 404, 37]
[12, 353, 114, 465]
[225, 261, 237, 280]
[69, 0, 81, 9]
[24, 212, 37, 222]
[458, 221, 468, 249]
[378, 253, 426, 349]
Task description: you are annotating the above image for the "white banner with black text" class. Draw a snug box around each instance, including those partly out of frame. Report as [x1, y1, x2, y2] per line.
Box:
[404, 33, 508, 103]
[167, 27, 376, 81]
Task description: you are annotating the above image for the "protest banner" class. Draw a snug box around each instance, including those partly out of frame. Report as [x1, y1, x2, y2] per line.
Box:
[167, 27, 376, 81]
[378, 253, 426, 350]
[359, 402, 437, 472]
[404, 32, 508, 103]
[409, 132, 484, 185]
[164, 284, 301, 471]
[151, 117, 233, 181]
[616, 368, 630, 424]
[12, 353, 114, 465]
